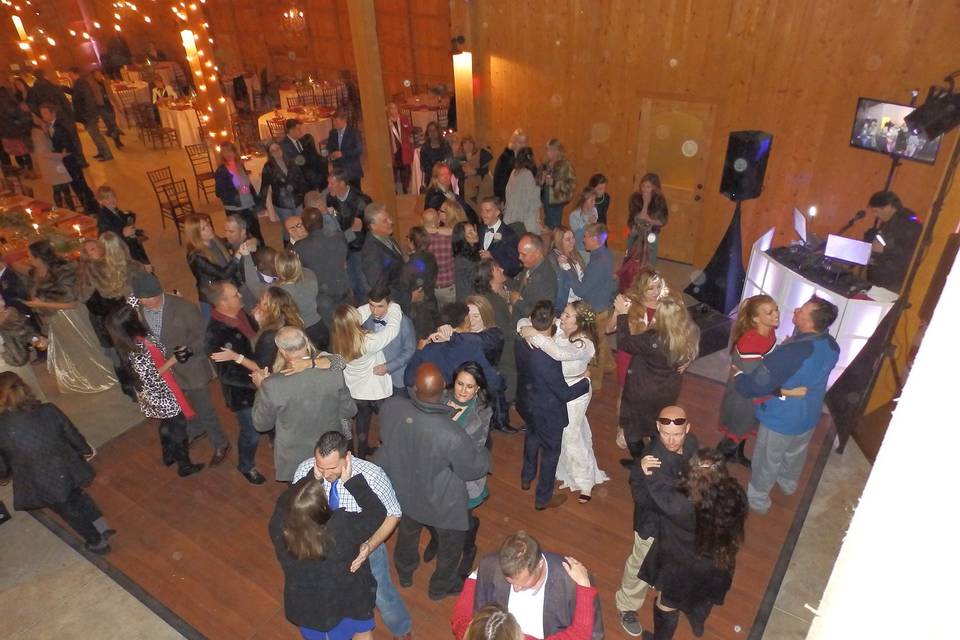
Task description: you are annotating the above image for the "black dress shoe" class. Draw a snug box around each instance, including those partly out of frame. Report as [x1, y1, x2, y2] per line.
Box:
[521, 479, 531, 491]
[161, 450, 175, 466]
[428, 579, 464, 601]
[493, 423, 522, 434]
[178, 463, 205, 477]
[398, 575, 413, 588]
[114, 138, 124, 149]
[210, 443, 231, 466]
[85, 538, 111, 555]
[241, 469, 266, 485]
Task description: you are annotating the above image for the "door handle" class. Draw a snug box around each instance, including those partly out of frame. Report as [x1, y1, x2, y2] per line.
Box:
[694, 195, 701, 201]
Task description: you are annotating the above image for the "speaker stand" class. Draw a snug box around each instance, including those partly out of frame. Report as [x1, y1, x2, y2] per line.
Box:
[685, 199, 745, 314]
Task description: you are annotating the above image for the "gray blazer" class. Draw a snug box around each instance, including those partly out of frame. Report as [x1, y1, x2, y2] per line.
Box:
[253, 366, 357, 482]
[361, 312, 416, 389]
[155, 294, 214, 390]
[511, 257, 558, 322]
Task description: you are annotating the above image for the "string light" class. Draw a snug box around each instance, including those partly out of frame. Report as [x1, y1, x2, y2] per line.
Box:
[144, 16, 151, 23]
[92, 21, 100, 28]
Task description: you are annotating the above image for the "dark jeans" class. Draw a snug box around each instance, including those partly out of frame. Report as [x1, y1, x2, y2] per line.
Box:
[426, 512, 480, 578]
[63, 156, 96, 210]
[233, 407, 260, 473]
[52, 184, 75, 209]
[521, 420, 563, 505]
[543, 202, 565, 230]
[394, 514, 466, 596]
[99, 106, 121, 138]
[49, 487, 103, 545]
[354, 399, 380, 458]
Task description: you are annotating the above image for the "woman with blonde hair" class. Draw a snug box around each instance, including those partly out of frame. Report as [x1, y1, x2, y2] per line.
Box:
[614, 292, 699, 462]
[184, 213, 242, 317]
[253, 287, 304, 370]
[717, 294, 798, 468]
[77, 231, 144, 398]
[539, 139, 576, 230]
[329, 286, 402, 458]
[547, 225, 585, 310]
[519, 300, 608, 502]
[439, 197, 469, 229]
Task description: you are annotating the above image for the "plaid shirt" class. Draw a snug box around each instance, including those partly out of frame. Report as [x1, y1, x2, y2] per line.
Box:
[291, 456, 402, 518]
[427, 231, 454, 288]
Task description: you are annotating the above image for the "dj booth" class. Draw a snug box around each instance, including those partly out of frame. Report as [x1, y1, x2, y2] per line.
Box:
[741, 226, 898, 386]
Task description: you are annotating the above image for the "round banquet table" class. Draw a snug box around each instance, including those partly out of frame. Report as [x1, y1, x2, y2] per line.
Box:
[157, 105, 200, 148]
[122, 62, 178, 87]
[256, 110, 331, 150]
[110, 80, 150, 129]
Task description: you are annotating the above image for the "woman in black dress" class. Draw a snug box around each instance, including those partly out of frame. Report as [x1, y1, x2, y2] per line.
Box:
[452, 221, 480, 302]
[637, 449, 748, 639]
[419, 121, 453, 186]
[615, 294, 699, 461]
[0, 372, 114, 553]
[269, 454, 386, 639]
[261, 140, 308, 244]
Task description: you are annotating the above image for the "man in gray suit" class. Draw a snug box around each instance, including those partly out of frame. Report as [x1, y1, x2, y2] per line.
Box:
[509, 233, 558, 322]
[293, 206, 352, 326]
[133, 272, 230, 466]
[252, 326, 357, 482]
[376, 362, 490, 600]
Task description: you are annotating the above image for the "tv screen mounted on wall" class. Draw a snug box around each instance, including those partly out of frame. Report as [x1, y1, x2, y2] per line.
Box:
[850, 97, 943, 165]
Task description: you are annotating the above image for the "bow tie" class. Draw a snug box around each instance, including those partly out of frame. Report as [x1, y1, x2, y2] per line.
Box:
[372, 318, 387, 326]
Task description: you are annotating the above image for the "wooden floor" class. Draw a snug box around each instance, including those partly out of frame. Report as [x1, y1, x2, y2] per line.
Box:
[18, 134, 829, 639]
[83, 371, 830, 640]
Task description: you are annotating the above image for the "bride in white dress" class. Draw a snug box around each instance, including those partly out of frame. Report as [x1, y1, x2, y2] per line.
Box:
[518, 300, 609, 502]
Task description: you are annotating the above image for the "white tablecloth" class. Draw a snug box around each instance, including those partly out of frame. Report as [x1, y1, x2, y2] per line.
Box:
[122, 62, 177, 87]
[278, 84, 343, 110]
[256, 111, 331, 150]
[157, 106, 199, 147]
[110, 80, 150, 129]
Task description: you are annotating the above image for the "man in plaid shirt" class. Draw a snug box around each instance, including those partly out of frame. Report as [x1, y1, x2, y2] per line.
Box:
[292, 431, 412, 639]
[422, 208, 456, 305]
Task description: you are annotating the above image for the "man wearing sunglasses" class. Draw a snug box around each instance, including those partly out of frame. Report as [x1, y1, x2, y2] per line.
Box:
[615, 406, 699, 637]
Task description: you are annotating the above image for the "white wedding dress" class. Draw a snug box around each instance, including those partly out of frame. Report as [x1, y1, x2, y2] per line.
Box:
[521, 319, 609, 494]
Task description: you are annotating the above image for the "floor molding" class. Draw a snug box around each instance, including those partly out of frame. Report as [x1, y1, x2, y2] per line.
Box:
[748, 426, 837, 639]
[29, 509, 206, 640]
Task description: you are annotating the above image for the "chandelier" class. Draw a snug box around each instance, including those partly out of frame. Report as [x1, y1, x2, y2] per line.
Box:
[281, 4, 306, 33]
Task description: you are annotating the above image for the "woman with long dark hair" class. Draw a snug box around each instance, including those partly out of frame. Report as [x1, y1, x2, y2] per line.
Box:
[621, 174, 669, 283]
[269, 455, 386, 640]
[24, 239, 116, 394]
[588, 173, 611, 224]
[106, 303, 204, 477]
[261, 140, 307, 242]
[452, 221, 480, 302]
[0, 372, 113, 553]
[419, 121, 453, 186]
[184, 213, 242, 317]
[405, 225, 439, 339]
[636, 449, 748, 639]
[215, 141, 265, 245]
[473, 258, 520, 433]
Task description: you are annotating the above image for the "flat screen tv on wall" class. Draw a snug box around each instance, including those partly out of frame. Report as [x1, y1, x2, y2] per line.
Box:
[850, 97, 943, 165]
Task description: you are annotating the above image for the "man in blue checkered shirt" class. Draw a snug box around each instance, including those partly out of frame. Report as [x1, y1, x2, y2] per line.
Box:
[292, 431, 412, 639]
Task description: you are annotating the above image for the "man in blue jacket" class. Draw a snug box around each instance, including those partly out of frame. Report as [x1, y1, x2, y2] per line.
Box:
[734, 296, 840, 514]
[362, 283, 416, 398]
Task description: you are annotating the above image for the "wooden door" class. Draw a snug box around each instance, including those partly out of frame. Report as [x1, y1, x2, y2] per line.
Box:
[635, 98, 717, 264]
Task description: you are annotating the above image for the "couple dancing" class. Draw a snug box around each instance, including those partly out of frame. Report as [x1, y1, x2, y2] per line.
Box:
[516, 299, 608, 509]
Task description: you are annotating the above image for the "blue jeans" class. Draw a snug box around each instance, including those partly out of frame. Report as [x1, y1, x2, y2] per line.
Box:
[346, 251, 369, 303]
[233, 407, 261, 473]
[369, 543, 412, 635]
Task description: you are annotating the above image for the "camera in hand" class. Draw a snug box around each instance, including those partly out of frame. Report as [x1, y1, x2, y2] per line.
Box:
[174, 345, 194, 363]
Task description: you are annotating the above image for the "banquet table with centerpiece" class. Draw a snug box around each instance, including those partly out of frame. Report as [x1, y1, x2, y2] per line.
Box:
[0, 195, 98, 266]
[256, 107, 333, 149]
[157, 101, 202, 148]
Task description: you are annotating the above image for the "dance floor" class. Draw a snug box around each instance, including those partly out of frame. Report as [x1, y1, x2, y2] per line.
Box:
[76, 369, 832, 640]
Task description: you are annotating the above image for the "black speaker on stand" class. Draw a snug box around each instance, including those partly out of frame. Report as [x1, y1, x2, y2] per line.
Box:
[685, 131, 773, 355]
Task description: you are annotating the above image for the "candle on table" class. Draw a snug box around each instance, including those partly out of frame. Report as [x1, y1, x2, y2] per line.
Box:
[32, 223, 40, 234]
[73, 224, 82, 237]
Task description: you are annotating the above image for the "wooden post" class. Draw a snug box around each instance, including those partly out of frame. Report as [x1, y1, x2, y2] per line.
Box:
[449, 0, 485, 140]
[174, 2, 232, 147]
[345, 0, 397, 217]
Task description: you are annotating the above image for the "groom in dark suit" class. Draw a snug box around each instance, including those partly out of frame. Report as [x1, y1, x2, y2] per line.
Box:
[477, 197, 521, 278]
[515, 300, 590, 510]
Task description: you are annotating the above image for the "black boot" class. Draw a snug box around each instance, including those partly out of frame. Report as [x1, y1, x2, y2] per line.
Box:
[716, 437, 738, 461]
[172, 440, 204, 477]
[159, 430, 175, 467]
[733, 439, 752, 468]
[641, 605, 680, 640]
[458, 515, 480, 577]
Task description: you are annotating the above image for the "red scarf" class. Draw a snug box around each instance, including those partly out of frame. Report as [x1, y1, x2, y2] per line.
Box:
[211, 309, 256, 341]
[141, 337, 195, 420]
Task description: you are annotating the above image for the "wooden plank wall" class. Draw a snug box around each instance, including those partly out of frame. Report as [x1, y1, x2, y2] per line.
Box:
[464, 0, 960, 262]
[0, 0, 453, 102]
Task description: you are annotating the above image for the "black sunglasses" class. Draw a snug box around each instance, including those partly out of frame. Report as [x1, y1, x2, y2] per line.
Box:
[657, 416, 688, 426]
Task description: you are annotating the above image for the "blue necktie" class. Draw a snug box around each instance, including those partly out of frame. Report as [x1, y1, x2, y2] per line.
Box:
[329, 479, 340, 509]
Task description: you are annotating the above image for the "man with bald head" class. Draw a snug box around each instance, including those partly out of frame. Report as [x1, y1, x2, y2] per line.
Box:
[376, 362, 491, 600]
[509, 232, 558, 322]
[615, 405, 699, 637]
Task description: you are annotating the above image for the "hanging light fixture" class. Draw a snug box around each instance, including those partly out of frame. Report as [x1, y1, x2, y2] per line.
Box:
[281, 3, 305, 33]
